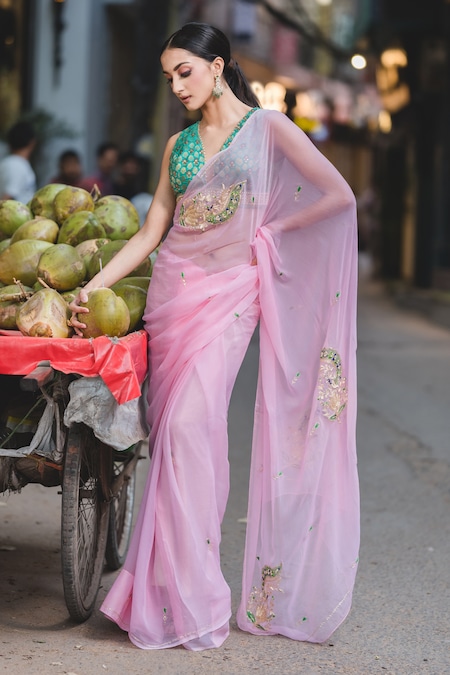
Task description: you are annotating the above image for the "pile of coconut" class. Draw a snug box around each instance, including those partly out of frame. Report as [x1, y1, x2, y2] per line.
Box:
[0, 184, 151, 339]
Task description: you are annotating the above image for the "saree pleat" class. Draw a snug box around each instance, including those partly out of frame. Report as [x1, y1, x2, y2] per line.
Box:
[101, 108, 359, 650]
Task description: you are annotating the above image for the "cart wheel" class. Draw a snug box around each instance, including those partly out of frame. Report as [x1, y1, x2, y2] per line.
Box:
[61, 424, 111, 622]
[105, 444, 141, 570]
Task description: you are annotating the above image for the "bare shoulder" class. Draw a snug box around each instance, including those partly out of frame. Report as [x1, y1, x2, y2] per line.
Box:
[166, 131, 181, 152]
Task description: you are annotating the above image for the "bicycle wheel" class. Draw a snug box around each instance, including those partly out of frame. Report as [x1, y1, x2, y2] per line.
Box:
[105, 444, 141, 570]
[61, 424, 111, 622]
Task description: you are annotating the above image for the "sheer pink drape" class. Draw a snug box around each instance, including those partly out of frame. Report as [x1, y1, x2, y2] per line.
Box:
[101, 109, 359, 650]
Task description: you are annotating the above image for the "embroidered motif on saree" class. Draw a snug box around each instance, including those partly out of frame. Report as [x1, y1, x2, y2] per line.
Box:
[179, 181, 246, 230]
[247, 563, 283, 630]
[317, 348, 348, 421]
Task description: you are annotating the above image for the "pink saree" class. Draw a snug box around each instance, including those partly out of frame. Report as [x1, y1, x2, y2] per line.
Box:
[100, 109, 359, 650]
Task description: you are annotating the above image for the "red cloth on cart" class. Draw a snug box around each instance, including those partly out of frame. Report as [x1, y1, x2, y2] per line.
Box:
[0, 330, 147, 404]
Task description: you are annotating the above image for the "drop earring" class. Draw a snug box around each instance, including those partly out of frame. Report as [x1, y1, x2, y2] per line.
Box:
[212, 74, 224, 98]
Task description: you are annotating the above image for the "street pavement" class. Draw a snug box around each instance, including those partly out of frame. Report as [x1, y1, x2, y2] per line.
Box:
[1, 275, 450, 674]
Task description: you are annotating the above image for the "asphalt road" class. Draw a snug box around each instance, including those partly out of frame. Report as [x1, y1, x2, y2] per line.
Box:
[1, 277, 450, 674]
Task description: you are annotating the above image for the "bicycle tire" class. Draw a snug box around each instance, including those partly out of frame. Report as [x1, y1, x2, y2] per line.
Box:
[105, 458, 136, 570]
[61, 424, 111, 622]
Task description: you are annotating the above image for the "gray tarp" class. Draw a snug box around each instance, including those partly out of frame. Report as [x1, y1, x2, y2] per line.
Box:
[63, 376, 149, 451]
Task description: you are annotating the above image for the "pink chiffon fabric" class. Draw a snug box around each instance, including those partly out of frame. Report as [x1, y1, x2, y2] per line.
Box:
[100, 109, 360, 650]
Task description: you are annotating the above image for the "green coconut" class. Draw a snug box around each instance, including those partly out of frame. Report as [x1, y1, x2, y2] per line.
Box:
[33, 279, 45, 292]
[86, 239, 151, 280]
[0, 200, 33, 237]
[0, 283, 34, 330]
[10, 217, 59, 244]
[0, 283, 34, 301]
[0, 238, 11, 253]
[16, 287, 72, 338]
[110, 283, 147, 331]
[29, 183, 66, 220]
[0, 301, 19, 329]
[37, 243, 86, 291]
[0, 239, 54, 286]
[75, 237, 110, 268]
[60, 287, 82, 303]
[0, 300, 19, 328]
[57, 210, 106, 246]
[112, 276, 151, 292]
[54, 186, 94, 225]
[77, 287, 130, 338]
[94, 195, 140, 240]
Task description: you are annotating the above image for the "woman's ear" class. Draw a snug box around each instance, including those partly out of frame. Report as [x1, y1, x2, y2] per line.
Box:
[212, 56, 224, 77]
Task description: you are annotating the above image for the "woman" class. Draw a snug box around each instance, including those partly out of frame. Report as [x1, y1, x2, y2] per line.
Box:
[69, 22, 359, 652]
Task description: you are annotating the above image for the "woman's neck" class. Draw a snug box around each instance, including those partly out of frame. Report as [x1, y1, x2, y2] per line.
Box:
[199, 92, 252, 132]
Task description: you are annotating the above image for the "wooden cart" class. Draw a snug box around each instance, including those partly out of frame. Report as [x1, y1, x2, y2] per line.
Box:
[0, 329, 148, 622]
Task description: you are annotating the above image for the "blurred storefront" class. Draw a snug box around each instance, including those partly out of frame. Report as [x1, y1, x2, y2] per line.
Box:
[367, 0, 450, 291]
[2, 0, 448, 294]
[0, 0, 172, 186]
[0, 0, 33, 145]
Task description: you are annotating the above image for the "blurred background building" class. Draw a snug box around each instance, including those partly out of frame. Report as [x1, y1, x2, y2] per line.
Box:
[0, 0, 449, 292]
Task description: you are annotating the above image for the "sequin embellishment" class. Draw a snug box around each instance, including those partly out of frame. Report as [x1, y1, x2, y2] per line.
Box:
[179, 181, 246, 230]
[317, 348, 348, 420]
[247, 563, 283, 630]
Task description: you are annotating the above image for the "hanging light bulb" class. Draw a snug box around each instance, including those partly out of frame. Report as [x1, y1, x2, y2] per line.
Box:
[351, 54, 367, 70]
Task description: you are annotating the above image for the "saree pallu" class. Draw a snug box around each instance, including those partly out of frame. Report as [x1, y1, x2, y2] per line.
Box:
[100, 109, 360, 650]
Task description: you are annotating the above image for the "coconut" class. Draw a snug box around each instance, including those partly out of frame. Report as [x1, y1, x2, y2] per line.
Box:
[0, 301, 19, 329]
[10, 217, 59, 244]
[75, 237, 110, 268]
[37, 243, 86, 291]
[0, 238, 11, 253]
[29, 183, 66, 220]
[16, 288, 72, 338]
[86, 239, 151, 280]
[0, 283, 34, 301]
[0, 200, 33, 237]
[60, 287, 82, 303]
[0, 239, 54, 286]
[94, 195, 140, 240]
[112, 276, 151, 292]
[111, 283, 147, 331]
[0, 283, 33, 330]
[54, 186, 94, 225]
[77, 287, 130, 338]
[57, 210, 106, 246]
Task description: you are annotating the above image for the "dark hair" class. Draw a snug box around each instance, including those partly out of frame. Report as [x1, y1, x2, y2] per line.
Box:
[96, 142, 119, 158]
[161, 22, 260, 109]
[6, 121, 36, 151]
[59, 149, 80, 163]
[118, 150, 140, 164]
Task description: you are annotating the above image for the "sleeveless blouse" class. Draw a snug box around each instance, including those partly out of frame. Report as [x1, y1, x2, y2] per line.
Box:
[169, 108, 258, 196]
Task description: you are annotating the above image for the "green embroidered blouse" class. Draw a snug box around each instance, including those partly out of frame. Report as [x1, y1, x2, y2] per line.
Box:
[169, 108, 258, 196]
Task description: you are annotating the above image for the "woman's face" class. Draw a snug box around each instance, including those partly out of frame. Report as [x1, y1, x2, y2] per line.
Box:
[161, 48, 218, 110]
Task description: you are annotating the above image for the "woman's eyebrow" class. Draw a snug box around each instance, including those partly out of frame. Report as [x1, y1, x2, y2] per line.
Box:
[162, 61, 190, 75]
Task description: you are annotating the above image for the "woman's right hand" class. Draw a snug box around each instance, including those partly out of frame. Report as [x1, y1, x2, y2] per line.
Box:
[68, 287, 90, 336]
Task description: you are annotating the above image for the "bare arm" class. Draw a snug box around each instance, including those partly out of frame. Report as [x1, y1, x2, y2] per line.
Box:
[69, 134, 178, 330]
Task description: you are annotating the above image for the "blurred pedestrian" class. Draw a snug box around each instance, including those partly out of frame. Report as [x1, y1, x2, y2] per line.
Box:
[81, 141, 119, 196]
[51, 148, 83, 187]
[0, 120, 37, 203]
[113, 150, 144, 200]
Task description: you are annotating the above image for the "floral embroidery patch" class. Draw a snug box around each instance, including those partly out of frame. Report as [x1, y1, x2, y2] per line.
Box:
[247, 563, 282, 630]
[317, 348, 348, 420]
[179, 180, 246, 230]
